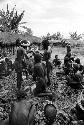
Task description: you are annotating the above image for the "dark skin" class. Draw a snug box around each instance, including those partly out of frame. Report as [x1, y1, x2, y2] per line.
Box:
[0, 118, 9, 125]
[0, 99, 36, 125]
[33, 62, 47, 96]
[12, 46, 29, 90]
[12, 58, 23, 90]
[33, 54, 47, 96]
[9, 100, 36, 125]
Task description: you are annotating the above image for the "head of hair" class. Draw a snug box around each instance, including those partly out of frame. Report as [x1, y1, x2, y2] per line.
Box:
[75, 58, 80, 64]
[55, 55, 58, 58]
[16, 47, 24, 60]
[44, 104, 57, 125]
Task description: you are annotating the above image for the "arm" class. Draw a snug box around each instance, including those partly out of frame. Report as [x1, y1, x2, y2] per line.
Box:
[12, 62, 15, 71]
[24, 53, 29, 60]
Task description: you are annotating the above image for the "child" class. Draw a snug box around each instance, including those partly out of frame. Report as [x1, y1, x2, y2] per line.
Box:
[53, 55, 61, 67]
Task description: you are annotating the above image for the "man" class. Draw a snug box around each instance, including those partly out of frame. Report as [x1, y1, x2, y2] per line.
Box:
[70, 91, 84, 124]
[9, 90, 36, 125]
[33, 53, 47, 96]
[66, 44, 71, 54]
[12, 47, 27, 90]
[53, 55, 61, 67]
[5, 58, 12, 76]
[42, 37, 49, 51]
[0, 90, 36, 125]
[43, 50, 53, 86]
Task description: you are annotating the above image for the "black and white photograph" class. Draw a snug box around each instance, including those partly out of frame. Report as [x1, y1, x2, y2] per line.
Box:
[0, 0, 84, 125]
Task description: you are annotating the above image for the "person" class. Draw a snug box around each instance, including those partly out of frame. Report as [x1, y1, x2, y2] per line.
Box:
[43, 50, 51, 61]
[1, 90, 36, 125]
[20, 40, 31, 79]
[66, 44, 71, 54]
[12, 47, 27, 90]
[46, 58, 53, 86]
[27, 55, 34, 75]
[5, 58, 12, 76]
[42, 37, 49, 51]
[71, 58, 83, 85]
[42, 37, 53, 86]
[44, 104, 57, 125]
[0, 60, 7, 77]
[63, 51, 75, 75]
[0, 90, 36, 125]
[66, 62, 83, 89]
[33, 53, 47, 96]
[53, 55, 61, 67]
[64, 44, 72, 66]
[64, 56, 83, 89]
[43, 49, 53, 86]
[65, 52, 71, 61]
[70, 91, 84, 124]
[64, 52, 72, 68]
[63, 56, 72, 75]
[74, 58, 84, 73]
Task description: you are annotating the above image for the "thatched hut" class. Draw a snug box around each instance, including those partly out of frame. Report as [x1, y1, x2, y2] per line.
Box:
[0, 32, 41, 56]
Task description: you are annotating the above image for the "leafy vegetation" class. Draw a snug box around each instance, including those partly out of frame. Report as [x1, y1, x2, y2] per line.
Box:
[0, 4, 25, 33]
[69, 31, 82, 40]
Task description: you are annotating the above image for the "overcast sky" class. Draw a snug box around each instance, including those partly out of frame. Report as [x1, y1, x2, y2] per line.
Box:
[1, 0, 84, 37]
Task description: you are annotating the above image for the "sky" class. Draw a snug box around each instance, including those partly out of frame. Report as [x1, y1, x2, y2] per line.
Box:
[0, 0, 84, 38]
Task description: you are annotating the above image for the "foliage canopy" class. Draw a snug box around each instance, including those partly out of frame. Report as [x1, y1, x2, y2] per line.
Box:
[0, 4, 25, 33]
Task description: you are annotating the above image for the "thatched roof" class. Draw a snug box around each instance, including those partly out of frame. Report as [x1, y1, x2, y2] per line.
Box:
[0, 32, 41, 46]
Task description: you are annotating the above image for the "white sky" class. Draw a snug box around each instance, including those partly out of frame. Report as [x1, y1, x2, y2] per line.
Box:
[1, 0, 84, 37]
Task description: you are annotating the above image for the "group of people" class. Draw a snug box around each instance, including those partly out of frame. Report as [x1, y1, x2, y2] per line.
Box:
[1, 38, 84, 125]
[63, 44, 84, 89]
[0, 57, 12, 78]
[0, 38, 57, 125]
[0, 38, 54, 95]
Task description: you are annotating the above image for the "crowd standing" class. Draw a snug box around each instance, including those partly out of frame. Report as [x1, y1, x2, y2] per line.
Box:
[0, 38, 84, 125]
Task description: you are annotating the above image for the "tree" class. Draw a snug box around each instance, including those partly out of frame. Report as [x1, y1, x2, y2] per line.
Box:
[46, 32, 51, 39]
[51, 32, 63, 40]
[20, 26, 33, 36]
[51, 33, 57, 40]
[0, 4, 25, 33]
[69, 31, 82, 40]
